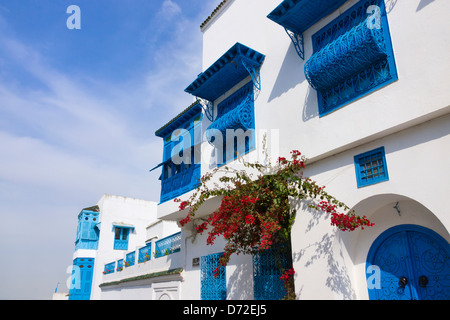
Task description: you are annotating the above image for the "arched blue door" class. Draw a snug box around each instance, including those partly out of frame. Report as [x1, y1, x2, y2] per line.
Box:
[367, 225, 450, 300]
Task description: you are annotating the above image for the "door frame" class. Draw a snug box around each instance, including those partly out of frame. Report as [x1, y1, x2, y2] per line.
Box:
[366, 224, 449, 300]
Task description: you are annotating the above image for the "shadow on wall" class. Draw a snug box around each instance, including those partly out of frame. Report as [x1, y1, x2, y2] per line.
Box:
[268, 44, 305, 103]
[291, 200, 356, 299]
[227, 257, 253, 300]
[416, 0, 435, 12]
[293, 231, 356, 300]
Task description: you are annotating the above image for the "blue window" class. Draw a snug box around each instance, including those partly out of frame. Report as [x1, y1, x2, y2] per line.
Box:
[207, 81, 256, 166]
[114, 227, 129, 250]
[354, 146, 389, 188]
[201, 253, 226, 300]
[74, 210, 99, 251]
[252, 247, 290, 300]
[305, 0, 398, 116]
[154, 103, 202, 204]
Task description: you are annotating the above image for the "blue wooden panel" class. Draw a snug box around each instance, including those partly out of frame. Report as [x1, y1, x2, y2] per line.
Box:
[69, 258, 95, 300]
[367, 225, 450, 300]
[407, 230, 450, 300]
[201, 253, 226, 300]
[267, 0, 348, 34]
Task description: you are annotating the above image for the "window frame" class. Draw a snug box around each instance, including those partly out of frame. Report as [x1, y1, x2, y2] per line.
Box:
[354, 146, 389, 188]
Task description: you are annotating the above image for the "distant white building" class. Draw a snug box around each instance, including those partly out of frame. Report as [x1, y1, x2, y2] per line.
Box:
[95, 0, 449, 300]
[67, 194, 179, 300]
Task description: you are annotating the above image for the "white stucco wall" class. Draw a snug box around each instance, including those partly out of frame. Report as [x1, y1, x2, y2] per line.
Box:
[89, 194, 157, 300]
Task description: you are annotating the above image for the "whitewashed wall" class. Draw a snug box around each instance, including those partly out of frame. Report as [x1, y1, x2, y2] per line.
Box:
[155, 0, 450, 300]
[90, 194, 157, 300]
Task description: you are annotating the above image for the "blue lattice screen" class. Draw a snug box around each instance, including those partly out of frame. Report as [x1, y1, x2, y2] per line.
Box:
[252, 247, 291, 300]
[155, 232, 181, 258]
[201, 253, 226, 300]
[306, 0, 397, 116]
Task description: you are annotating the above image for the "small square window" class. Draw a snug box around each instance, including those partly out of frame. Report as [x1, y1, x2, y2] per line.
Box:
[354, 147, 389, 188]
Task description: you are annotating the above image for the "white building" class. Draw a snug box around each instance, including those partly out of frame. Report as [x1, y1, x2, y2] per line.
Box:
[68, 194, 180, 300]
[96, 0, 449, 300]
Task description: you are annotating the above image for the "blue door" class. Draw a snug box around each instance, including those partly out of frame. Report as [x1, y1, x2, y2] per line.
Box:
[367, 225, 450, 300]
[69, 258, 95, 300]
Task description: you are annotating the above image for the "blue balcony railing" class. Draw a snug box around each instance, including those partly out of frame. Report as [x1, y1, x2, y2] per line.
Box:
[155, 232, 182, 258]
[104, 262, 115, 275]
[138, 243, 152, 263]
[125, 251, 135, 267]
[160, 164, 201, 203]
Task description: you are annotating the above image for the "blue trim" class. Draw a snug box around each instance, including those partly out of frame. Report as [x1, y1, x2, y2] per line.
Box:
[354, 146, 389, 188]
[155, 102, 202, 138]
[267, 0, 347, 34]
[366, 225, 450, 300]
[185, 43, 265, 102]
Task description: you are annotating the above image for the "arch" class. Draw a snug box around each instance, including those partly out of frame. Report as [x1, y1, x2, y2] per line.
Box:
[336, 193, 449, 299]
[366, 224, 450, 300]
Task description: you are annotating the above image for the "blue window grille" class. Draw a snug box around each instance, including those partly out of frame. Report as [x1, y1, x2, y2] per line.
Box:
[104, 262, 115, 274]
[138, 243, 152, 263]
[114, 227, 129, 250]
[201, 253, 226, 300]
[74, 210, 99, 251]
[305, 0, 398, 116]
[68, 258, 95, 300]
[354, 146, 389, 187]
[125, 251, 135, 267]
[157, 109, 202, 204]
[252, 247, 291, 300]
[117, 259, 124, 272]
[206, 81, 256, 166]
[155, 232, 181, 258]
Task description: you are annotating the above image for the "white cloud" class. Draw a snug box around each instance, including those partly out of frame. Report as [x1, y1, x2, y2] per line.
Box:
[160, 0, 182, 20]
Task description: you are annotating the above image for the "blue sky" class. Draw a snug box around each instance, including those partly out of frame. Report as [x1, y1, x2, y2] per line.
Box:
[0, 0, 222, 299]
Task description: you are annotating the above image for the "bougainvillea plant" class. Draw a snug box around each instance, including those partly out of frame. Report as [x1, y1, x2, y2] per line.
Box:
[175, 147, 374, 299]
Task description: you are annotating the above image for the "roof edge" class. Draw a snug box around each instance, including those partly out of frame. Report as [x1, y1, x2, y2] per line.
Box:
[200, 0, 232, 31]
